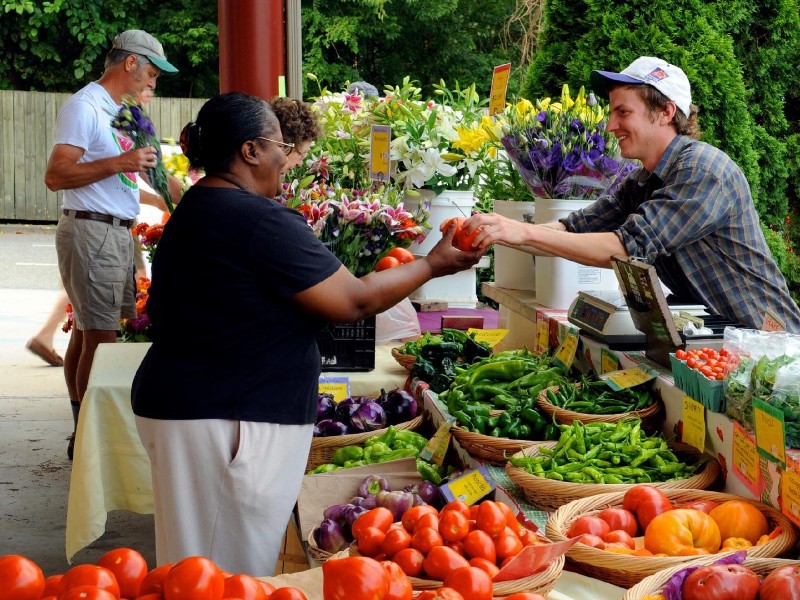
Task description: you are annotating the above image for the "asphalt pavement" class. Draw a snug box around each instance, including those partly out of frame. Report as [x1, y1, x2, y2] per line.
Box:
[0, 223, 156, 576]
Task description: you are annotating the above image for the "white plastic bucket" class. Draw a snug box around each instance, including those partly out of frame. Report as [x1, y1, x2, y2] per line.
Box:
[534, 197, 619, 309]
[492, 200, 536, 291]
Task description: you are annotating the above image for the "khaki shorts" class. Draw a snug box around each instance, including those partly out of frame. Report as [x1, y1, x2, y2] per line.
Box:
[56, 214, 136, 331]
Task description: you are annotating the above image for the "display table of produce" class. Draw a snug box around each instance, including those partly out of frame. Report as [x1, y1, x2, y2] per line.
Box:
[65, 341, 411, 562]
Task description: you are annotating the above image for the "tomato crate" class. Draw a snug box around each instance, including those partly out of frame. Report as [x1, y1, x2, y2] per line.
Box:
[668, 353, 699, 399]
[668, 353, 725, 412]
[316, 316, 376, 371]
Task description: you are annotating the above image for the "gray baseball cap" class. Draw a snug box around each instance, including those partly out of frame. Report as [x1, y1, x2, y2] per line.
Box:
[112, 29, 178, 74]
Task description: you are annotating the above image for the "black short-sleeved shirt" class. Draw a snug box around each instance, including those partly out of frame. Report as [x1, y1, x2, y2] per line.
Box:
[131, 185, 342, 424]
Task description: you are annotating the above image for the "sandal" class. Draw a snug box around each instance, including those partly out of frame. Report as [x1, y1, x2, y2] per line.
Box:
[26, 338, 64, 367]
[67, 432, 75, 461]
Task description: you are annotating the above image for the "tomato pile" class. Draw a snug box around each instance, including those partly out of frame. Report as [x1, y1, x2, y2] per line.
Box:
[350, 499, 543, 584]
[0, 549, 307, 600]
[674, 347, 730, 381]
[569, 485, 781, 557]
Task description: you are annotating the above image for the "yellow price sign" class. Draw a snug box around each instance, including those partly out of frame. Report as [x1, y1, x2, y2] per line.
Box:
[419, 420, 453, 465]
[782, 468, 800, 527]
[553, 328, 579, 373]
[600, 348, 620, 375]
[681, 396, 706, 453]
[467, 328, 508, 348]
[489, 63, 511, 116]
[444, 468, 495, 505]
[318, 377, 349, 402]
[754, 398, 786, 466]
[536, 318, 550, 353]
[369, 125, 391, 182]
[601, 367, 656, 390]
[732, 422, 760, 495]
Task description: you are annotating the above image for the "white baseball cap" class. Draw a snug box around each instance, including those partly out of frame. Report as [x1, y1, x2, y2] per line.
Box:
[112, 29, 178, 74]
[590, 56, 691, 117]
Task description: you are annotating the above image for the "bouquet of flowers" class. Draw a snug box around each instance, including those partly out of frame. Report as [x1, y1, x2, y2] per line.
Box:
[119, 276, 152, 343]
[161, 138, 203, 191]
[279, 180, 429, 277]
[132, 220, 166, 263]
[111, 98, 175, 212]
[501, 85, 635, 200]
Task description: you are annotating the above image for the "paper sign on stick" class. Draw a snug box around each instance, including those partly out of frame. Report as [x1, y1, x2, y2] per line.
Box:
[369, 125, 391, 182]
[468, 328, 508, 347]
[489, 63, 511, 116]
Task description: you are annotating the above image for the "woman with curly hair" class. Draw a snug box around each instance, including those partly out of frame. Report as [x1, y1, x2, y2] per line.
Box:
[270, 96, 322, 171]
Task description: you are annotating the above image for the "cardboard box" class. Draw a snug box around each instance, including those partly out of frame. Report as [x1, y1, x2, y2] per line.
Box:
[296, 458, 423, 540]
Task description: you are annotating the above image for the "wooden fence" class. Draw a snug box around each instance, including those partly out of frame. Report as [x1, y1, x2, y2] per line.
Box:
[0, 90, 207, 222]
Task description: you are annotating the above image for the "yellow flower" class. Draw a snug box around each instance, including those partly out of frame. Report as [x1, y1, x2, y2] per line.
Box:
[514, 98, 535, 118]
[453, 116, 495, 155]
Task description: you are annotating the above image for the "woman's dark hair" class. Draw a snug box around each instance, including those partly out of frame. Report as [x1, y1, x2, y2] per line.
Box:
[180, 92, 280, 172]
[269, 97, 322, 145]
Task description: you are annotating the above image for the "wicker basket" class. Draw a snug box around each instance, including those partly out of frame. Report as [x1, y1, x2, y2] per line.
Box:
[545, 488, 799, 588]
[623, 556, 800, 600]
[536, 385, 663, 430]
[450, 425, 543, 466]
[391, 347, 417, 371]
[306, 415, 425, 472]
[306, 529, 343, 564]
[505, 441, 721, 512]
[348, 541, 564, 597]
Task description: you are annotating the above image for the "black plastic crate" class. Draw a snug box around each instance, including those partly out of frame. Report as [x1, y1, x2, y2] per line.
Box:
[316, 316, 376, 371]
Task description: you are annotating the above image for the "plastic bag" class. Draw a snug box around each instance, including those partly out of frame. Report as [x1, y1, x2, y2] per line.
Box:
[771, 359, 800, 449]
[376, 297, 421, 343]
[723, 328, 763, 430]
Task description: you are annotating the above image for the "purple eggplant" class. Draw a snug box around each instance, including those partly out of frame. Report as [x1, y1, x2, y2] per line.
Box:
[317, 393, 336, 422]
[379, 388, 419, 424]
[334, 397, 364, 428]
[312, 518, 347, 553]
[350, 401, 387, 433]
[376, 490, 415, 522]
[317, 419, 349, 436]
[358, 474, 390, 497]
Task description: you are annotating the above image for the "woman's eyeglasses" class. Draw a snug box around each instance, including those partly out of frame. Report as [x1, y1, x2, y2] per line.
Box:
[255, 136, 295, 156]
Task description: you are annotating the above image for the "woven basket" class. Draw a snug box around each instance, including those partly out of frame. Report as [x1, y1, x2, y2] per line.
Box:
[348, 541, 564, 597]
[505, 441, 720, 512]
[545, 488, 799, 588]
[623, 556, 800, 600]
[306, 529, 342, 564]
[391, 347, 417, 371]
[536, 385, 663, 430]
[306, 414, 425, 472]
[450, 425, 543, 466]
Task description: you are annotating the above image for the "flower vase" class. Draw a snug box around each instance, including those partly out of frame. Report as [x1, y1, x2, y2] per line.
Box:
[533, 197, 619, 309]
[492, 199, 536, 291]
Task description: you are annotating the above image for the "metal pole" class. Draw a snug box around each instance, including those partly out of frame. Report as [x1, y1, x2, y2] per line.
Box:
[285, 0, 303, 100]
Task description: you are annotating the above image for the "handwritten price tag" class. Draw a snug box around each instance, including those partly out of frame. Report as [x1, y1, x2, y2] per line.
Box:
[782, 468, 800, 527]
[681, 396, 706, 453]
[536, 318, 550, 353]
[369, 125, 391, 182]
[754, 398, 786, 467]
[600, 348, 620, 375]
[553, 328, 580, 373]
[762, 308, 786, 332]
[600, 367, 656, 390]
[419, 419, 454, 465]
[489, 63, 511, 116]
[442, 466, 497, 505]
[468, 328, 508, 347]
[318, 377, 349, 402]
[732, 422, 761, 495]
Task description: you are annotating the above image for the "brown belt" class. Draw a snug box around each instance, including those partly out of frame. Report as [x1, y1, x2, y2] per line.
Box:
[63, 209, 134, 228]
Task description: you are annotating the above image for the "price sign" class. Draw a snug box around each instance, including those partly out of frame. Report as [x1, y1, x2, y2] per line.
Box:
[318, 376, 349, 402]
[489, 63, 511, 116]
[754, 398, 786, 467]
[782, 468, 800, 527]
[681, 396, 706, 453]
[441, 466, 497, 505]
[369, 125, 391, 182]
[600, 367, 656, 391]
[553, 328, 580, 373]
[419, 419, 454, 465]
[732, 422, 761, 495]
[762, 308, 786, 332]
[600, 348, 620, 375]
[536, 318, 550, 353]
[468, 328, 508, 347]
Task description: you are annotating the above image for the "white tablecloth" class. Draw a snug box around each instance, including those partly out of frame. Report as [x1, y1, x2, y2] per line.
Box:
[65, 342, 410, 561]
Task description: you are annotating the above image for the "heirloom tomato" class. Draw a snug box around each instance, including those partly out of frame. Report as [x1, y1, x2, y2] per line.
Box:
[681, 564, 760, 600]
[602, 530, 635, 549]
[381, 560, 413, 600]
[566, 516, 610, 539]
[162, 556, 224, 600]
[223, 573, 269, 600]
[720, 537, 753, 551]
[462, 530, 497, 564]
[0, 554, 45, 600]
[60, 564, 120, 598]
[322, 556, 390, 600]
[622, 485, 673, 531]
[443, 566, 493, 600]
[596, 508, 639, 536]
[577, 534, 605, 548]
[422, 546, 470, 581]
[98, 547, 148, 598]
[708, 500, 768, 545]
[760, 564, 800, 599]
[269, 586, 309, 600]
[416, 587, 465, 600]
[644, 509, 721, 555]
[680, 500, 719, 514]
[138, 563, 173, 595]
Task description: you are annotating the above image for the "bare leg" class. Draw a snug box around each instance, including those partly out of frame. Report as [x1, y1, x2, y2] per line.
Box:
[26, 289, 70, 366]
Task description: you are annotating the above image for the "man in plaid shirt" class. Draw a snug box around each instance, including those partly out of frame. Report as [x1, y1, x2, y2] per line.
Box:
[465, 56, 800, 332]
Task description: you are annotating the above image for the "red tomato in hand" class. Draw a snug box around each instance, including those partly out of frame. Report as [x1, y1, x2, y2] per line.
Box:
[60, 564, 119, 598]
[97, 547, 148, 598]
[0, 555, 45, 600]
[375, 256, 401, 271]
[681, 564, 760, 600]
[322, 556, 390, 600]
[162, 556, 224, 600]
[596, 508, 639, 536]
[443, 566, 493, 600]
[387, 247, 415, 264]
[622, 485, 673, 531]
[760, 564, 800, 599]
[439, 217, 466, 234]
[453, 226, 480, 251]
[566, 515, 610, 539]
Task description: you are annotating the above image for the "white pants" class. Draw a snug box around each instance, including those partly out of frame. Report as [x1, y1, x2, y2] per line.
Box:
[136, 416, 313, 576]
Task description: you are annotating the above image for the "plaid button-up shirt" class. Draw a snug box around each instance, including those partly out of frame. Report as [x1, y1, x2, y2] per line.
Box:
[562, 135, 800, 332]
